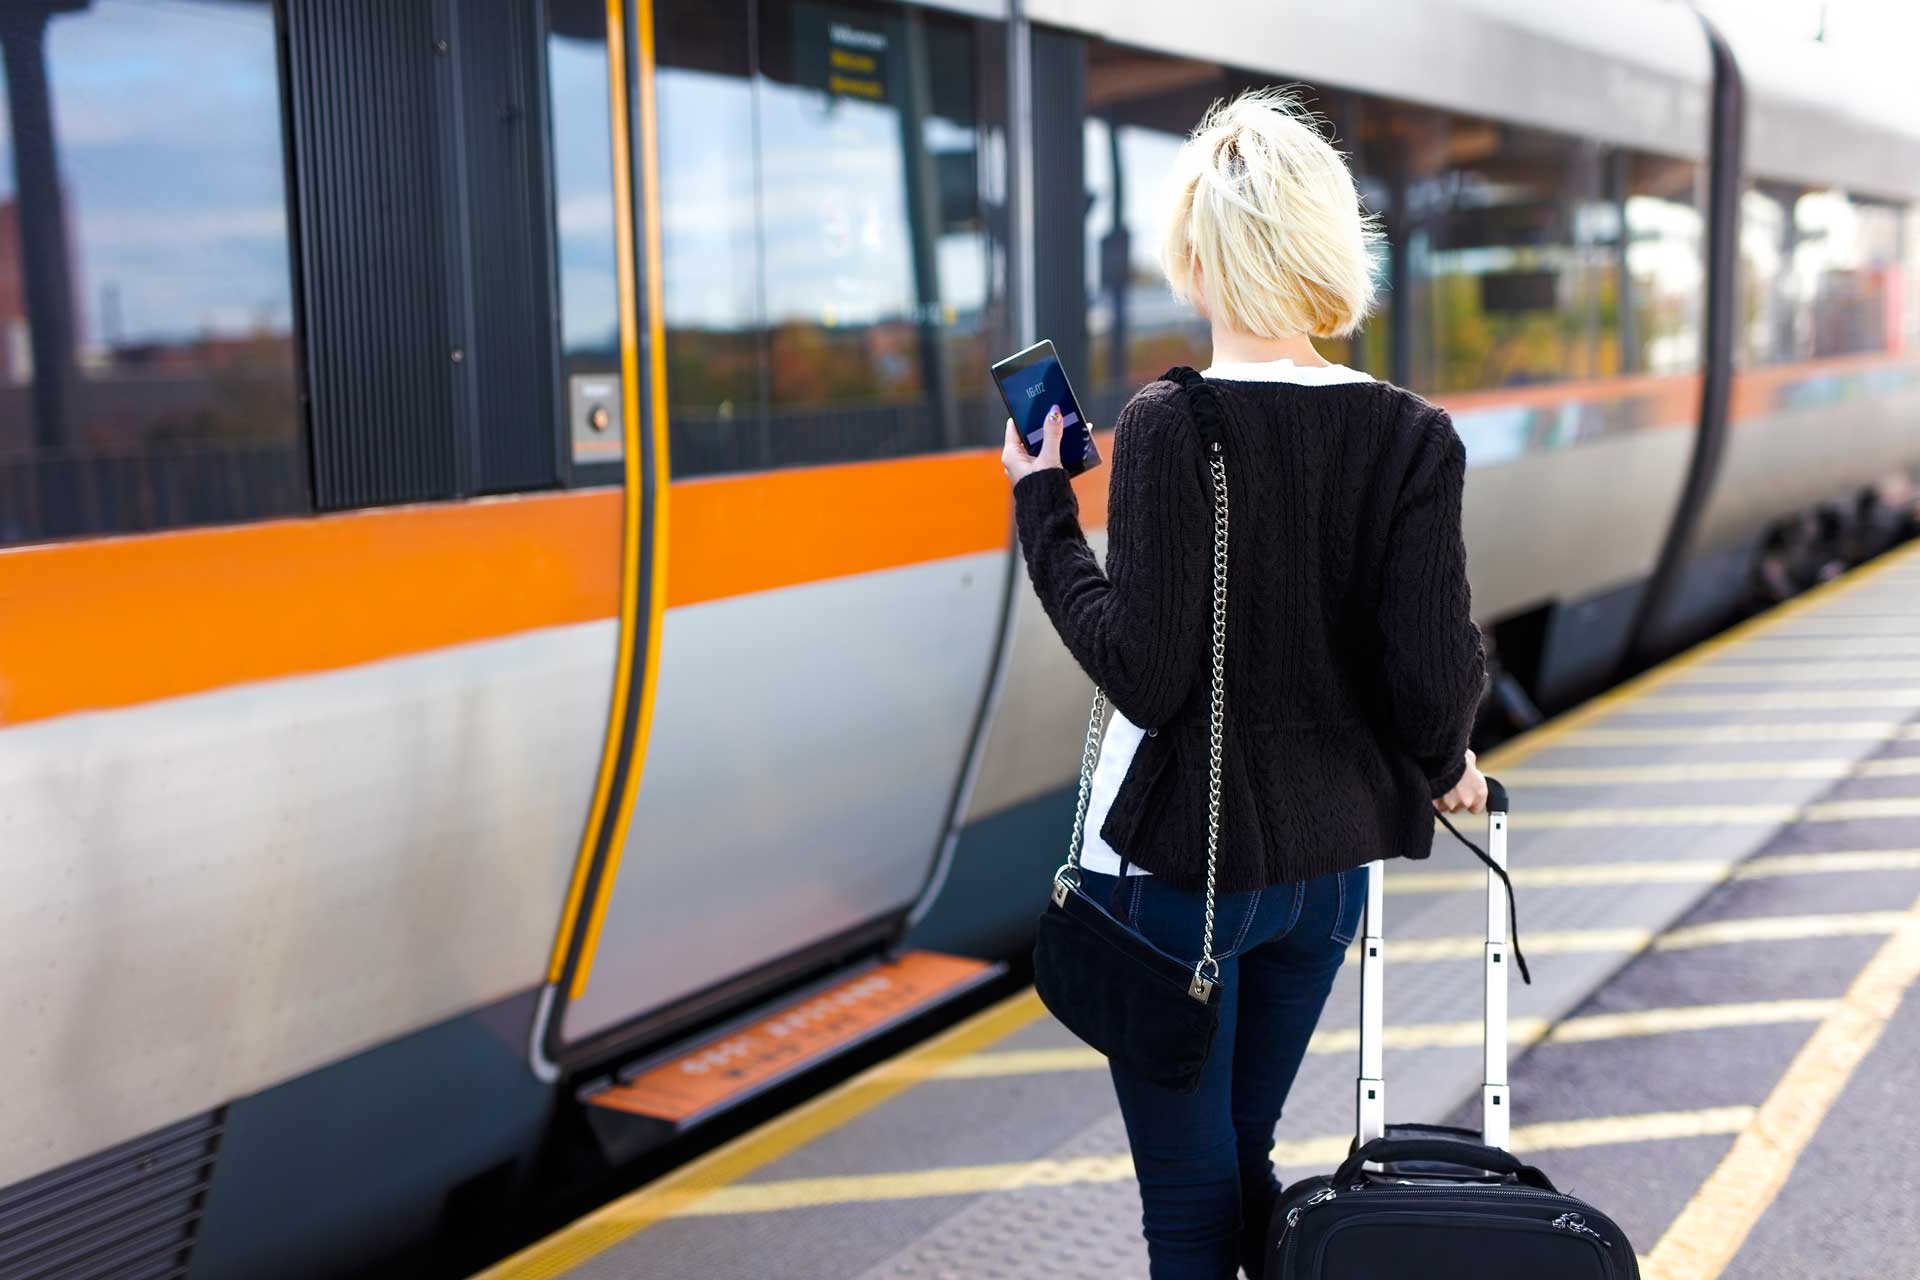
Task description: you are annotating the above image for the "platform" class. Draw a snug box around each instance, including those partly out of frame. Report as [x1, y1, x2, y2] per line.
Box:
[478, 539, 1920, 1280]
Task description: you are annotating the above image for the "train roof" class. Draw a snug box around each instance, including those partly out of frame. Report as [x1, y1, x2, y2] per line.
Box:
[1700, 6, 1920, 202]
[1020, 0, 1920, 202]
[1024, 0, 1714, 160]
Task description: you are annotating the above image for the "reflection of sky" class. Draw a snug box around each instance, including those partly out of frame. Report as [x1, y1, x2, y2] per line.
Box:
[549, 35, 620, 354]
[1083, 120, 1184, 284]
[1, 1, 294, 346]
[658, 64, 984, 332]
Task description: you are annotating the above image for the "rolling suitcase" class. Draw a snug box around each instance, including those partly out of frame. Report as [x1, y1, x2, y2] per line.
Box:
[1265, 779, 1639, 1279]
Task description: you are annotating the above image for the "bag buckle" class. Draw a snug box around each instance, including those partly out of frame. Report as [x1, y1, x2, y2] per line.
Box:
[1188, 972, 1215, 1002]
[1051, 877, 1070, 909]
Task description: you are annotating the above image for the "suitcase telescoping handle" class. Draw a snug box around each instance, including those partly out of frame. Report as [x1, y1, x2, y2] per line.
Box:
[1355, 777, 1512, 1151]
[1334, 1136, 1555, 1192]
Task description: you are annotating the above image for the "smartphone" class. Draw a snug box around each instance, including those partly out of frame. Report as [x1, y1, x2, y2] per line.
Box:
[991, 339, 1102, 477]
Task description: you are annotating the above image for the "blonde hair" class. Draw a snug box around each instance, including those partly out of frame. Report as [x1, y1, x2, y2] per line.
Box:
[1161, 88, 1380, 340]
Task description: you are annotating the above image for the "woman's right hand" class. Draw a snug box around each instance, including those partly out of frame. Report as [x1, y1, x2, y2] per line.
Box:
[1434, 749, 1488, 814]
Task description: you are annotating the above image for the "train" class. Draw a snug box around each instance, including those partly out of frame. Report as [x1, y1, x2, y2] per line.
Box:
[1, 0, 1916, 1276]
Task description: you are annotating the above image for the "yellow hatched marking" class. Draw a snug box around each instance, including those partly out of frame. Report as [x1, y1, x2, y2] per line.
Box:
[1387, 849, 1920, 895]
[931, 999, 1836, 1080]
[1725, 640, 1920, 659]
[1805, 796, 1920, 821]
[1500, 798, 1920, 830]
[1385, 910, 1899, 962]
[470, 991, 1048, 1280]
[1735, 849, 1920, 878]
[1678, 661, 1920, 683]
[642, 1108, 1757, 1218]
[1566, 722, 1920, 746]
[1644, 893, 1920, 1280]
[1542, 999, 1837, 1043]
[1513, 805, 1800, 829]
[1502, 758, 1920, 786]
[1390, 927, 1653, 961]
[1653, 912, 1905, 951]
[1475, 541, 1920, 774]
[1624, 688, 1920, 712]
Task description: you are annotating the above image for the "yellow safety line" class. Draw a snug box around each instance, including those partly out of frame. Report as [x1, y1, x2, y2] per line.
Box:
[569, 0, 676, 1002]
[1475, 539, 1920, 775]
[1499, 758, 1920, 786]
[1643, 892, 1920, 1280]
[543, 0, 648, 986]
[470, 991, 1048, 1280]
[921, 999, 1838, 1081]
[613, 1107, 1756, 1219]
[1387, 848, 1920, 894]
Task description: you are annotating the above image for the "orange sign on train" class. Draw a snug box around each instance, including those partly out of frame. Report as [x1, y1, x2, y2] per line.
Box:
[588, 951, 994, 1124]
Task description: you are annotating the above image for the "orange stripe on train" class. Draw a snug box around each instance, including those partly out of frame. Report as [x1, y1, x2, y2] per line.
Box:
[0, 449, 1043, 727]
[4, 347, 1910, 727]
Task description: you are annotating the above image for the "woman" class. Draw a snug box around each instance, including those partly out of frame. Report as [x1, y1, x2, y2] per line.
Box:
[1002, 89, 1488, 1279]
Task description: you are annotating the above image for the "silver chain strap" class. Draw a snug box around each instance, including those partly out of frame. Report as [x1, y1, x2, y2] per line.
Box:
[1053, 440, 1230, 1003]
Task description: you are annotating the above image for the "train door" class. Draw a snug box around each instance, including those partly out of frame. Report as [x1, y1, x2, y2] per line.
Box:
[535, 0, 1014, 1069]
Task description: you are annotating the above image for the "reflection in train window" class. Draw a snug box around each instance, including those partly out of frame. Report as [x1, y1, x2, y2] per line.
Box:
[1382, 111, 1614, 394]
[654, 0, 993, 477]
[547, 0, 621, 369]
[1074, 46, 1707, 412]
[1740, 185, 1910, 366]
[0, 0, 302, 546]
[1081, 47, 1232, 416]
[1618, 153, 1705, 375]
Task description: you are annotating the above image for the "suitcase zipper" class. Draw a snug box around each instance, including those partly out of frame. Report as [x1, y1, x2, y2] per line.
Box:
[1273, 1187, 1337, 1261]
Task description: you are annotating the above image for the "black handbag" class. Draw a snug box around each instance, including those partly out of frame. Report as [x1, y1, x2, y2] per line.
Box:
[1031, 366, 1228, 1094]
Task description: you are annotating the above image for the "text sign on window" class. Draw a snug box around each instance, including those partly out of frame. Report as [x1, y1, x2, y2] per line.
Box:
[796, 5, 890, 103]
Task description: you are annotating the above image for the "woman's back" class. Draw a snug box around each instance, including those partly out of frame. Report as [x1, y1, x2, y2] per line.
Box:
[1018, 373, 1483, 894]
[999, 85, 1488, 1280]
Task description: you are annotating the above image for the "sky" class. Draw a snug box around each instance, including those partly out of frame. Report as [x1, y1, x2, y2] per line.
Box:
[1698, 0, 1920, 51]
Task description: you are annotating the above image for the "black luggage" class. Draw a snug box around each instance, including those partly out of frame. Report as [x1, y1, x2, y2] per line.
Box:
[1266, 780, 1639, 1278]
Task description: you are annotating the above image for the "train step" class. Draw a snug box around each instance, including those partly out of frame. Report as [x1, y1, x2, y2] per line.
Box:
[578, 951, 1001, 1156]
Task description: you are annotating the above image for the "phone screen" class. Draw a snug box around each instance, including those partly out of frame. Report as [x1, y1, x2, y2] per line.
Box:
[992, 340, 1102, 476]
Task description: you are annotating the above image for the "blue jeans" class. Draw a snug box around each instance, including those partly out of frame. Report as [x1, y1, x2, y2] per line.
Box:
[1079, 865, 1365, 1280]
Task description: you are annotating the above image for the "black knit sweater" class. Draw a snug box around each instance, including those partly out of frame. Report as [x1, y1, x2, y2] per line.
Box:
[1012, 375, 1486, 894]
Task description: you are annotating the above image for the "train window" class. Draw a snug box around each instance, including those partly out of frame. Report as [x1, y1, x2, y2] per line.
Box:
[1617, 153, 1705, 375]
[1373, 109, 1613, 394]
[655, 0, 768, 474]
[1080, 46, 1236, 422]
[1740, 184, 1908, 365]
[0, 0, 303, 547]
[654, 0, 993, 478]
[548, 0, 625, 476]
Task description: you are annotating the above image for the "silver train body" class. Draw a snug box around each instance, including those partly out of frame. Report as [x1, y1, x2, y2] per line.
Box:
[0, 1, 1915, 1276]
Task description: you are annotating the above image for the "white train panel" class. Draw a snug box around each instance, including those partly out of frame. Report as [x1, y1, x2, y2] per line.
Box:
[0, 623, 609, 1187]
[561, 551, 1008, 1043]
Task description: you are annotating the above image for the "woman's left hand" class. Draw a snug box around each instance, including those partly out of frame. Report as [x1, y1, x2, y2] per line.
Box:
[1002, 405, 1066, 483]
